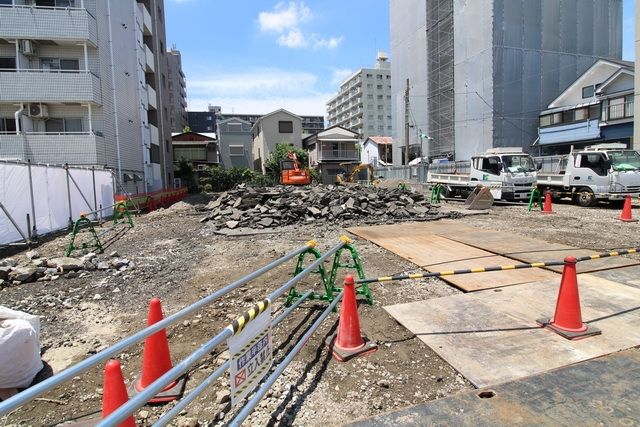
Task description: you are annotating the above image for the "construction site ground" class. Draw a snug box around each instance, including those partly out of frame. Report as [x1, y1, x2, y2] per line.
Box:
[2, 194, 640, 426]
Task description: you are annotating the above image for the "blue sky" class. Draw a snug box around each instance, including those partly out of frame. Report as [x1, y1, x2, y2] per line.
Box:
[165, 0, 635, 116]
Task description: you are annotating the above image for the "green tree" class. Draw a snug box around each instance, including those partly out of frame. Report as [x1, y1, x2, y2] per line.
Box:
[174, 158, 197, 192]
[264, 143, 310, 181]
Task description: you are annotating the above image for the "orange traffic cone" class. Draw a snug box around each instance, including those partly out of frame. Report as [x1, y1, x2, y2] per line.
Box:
[102, 360, 136, 426]
[325, 275, 377, 361]
[537, 256, 600, 340]
[542, 191, 554, 214]
[130, 298, 186, 403]
[619, 195, 637, 222]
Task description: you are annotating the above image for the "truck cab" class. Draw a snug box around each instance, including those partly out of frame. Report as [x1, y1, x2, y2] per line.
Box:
[469, 148, 538, 201]
[537, 143, 640, 206]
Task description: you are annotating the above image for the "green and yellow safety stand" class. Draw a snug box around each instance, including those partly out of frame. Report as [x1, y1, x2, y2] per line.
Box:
[113, 202, 134, 228]
[65, 214, 104, 256]
[528, 187, 543, 212]
[430, 184, 443, 204]
[285, 240, 332, 306]
[327, 236, 373, 305]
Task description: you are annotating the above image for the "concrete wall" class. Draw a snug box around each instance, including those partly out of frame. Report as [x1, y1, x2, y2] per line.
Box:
[390, 0, 428, 165]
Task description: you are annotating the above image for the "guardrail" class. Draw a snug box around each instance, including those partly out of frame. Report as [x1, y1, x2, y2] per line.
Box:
[0, 240, 317, 417]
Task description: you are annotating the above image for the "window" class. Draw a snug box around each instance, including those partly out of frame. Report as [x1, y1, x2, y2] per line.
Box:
[377, 84, 383, 89]
[206, 126, 213, 131]
[562, 110, 574, 123]
[574, 107, 588, 121]
[150, 144, 160, 163]
[367, 83, 373, 89]
[474, 156, 501, 175]
[377, 94, 383, 99]
[229, 145, 244, 156]
[174, 146, 206, 161]
[366, 73, 372, 78]
[278, 121, 293, 133]
[577, 153, 607, 176]
[227, 123, 242, 132]
[40, 58, 80, 71]
[376, 74, 382, 80]
[206, 116, 212, 121]
[0, 118, 16, 133]
[609, 97, 625, 120]
[0, 57, 16, 70]
[589, 105, 600, 119]
[367, 94, 374, 100]
[539, 112, 562, 127]
[45, 118, 83, 133]
[582, 85, 595, 98]
[0, 0, 13, 5]
[35, 0, 76, 6]
[377, 105, 384, 110]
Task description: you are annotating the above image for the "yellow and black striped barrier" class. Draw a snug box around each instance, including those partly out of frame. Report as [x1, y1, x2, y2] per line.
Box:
[225, 298, 271, 335]
[357, 248, 640, 284]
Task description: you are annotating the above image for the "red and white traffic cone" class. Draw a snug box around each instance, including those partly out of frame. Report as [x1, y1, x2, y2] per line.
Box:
[619, 195, 637, 222]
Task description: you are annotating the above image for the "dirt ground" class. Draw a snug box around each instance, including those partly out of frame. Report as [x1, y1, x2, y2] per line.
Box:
[1, 192, 639, 426]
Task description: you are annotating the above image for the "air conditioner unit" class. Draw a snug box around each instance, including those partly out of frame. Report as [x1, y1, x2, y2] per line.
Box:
[19, 40, 38, 56]
[27, 103, 48, 119]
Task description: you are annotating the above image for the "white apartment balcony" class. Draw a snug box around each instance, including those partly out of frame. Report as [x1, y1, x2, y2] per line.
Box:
[145, 45, 155, 73]
[0, 4, 97, 46]
[139, 3, 153, 36]
[0, 133, 104, 164]
[147, 84, 157, 109]
[317, 142, 359, 162]
[149, 124, 159, 146]
[0, 69, 101, 104]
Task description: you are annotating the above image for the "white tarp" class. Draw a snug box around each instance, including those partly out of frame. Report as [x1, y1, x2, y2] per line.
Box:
[0, 162, 114, 244]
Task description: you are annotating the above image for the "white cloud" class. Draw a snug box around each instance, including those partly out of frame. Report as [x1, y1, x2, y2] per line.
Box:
[257, 2, 342, 50]
[187, 68, 331, 116]
[312, 35, 343, 50]
[331, 68, 354, 86]
[258, 2, 312, 34]
[278, 28, 307, 48]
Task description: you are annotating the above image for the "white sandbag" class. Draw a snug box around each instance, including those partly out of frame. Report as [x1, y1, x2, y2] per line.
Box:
[0, 306, 43, 389]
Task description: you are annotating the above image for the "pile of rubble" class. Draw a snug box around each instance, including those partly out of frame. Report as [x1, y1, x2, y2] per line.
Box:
[0, 250, 134, 287]
[200, 184, 450, 230]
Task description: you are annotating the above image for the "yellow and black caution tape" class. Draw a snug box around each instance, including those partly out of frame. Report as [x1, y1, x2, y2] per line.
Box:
[226, 298, 271, 335]
[357, 248, 640, 284]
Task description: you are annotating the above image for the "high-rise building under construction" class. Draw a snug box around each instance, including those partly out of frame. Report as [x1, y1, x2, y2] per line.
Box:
[390, 0, 623, 163]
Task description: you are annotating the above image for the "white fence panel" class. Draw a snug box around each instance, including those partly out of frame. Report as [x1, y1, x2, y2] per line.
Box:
[0, 161, 114, 245]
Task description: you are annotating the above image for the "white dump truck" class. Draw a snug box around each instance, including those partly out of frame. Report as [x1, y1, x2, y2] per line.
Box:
[536, 143, 640, 207]
[427, 148, 538, 201]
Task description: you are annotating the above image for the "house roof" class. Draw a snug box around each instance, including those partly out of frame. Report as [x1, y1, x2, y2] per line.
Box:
[217, 117, 251, 126]
[251, 108, 302, 131]
[302, 125, 359, 142]
[366, 136, 392, 145]
[171, 131, 217, 142]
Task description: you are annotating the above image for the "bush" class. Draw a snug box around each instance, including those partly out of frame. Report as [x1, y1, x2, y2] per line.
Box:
[199, 166, 271, 192]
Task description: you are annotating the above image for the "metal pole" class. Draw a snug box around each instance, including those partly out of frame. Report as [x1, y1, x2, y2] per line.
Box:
[101, 241, 345, 426]
[27, 159, 37, 237]
[0, 202, 28, 243]
[153, 290, 314, 427]
[26, 214, 31, 242]
[230, 291, 344, 426]
[68, 171, 94, 214]
[404, 78, 410, 165]
[0, 243, 312, 416]
[92, 167, 98, 217]
[65, 163, 73, 227]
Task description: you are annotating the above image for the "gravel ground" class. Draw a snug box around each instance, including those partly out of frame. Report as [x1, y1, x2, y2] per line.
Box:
[1, 193, 639, 426]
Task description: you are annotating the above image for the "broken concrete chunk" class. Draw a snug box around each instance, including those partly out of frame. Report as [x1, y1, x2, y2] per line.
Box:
[47, 257, 83, 271]
[9, 266, 37, 283]
[259, 217, 274, 227]
[226, 220, 240, 229]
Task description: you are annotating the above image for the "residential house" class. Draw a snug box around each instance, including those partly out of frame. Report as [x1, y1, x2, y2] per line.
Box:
[251, 109, 302, 173]
[217, 117, 252, 169]
[171, 131, 219, 170]
[361, 136, 392, 166]
[303, 125, 360, 184]
[536, 60, 634, 155]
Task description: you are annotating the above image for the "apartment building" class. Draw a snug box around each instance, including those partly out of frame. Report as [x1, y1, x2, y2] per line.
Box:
[167, 46, 188, 133]
[0, 0, 173, 192]
[326, 53, 392, 140]
[390, 0, 622, 163]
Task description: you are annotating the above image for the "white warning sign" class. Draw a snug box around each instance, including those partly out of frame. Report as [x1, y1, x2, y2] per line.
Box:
[228, 307, 272, 406]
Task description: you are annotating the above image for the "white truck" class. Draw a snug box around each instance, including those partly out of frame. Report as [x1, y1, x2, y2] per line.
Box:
[427, 148, 537, 201]
[536, 143, 640, 207]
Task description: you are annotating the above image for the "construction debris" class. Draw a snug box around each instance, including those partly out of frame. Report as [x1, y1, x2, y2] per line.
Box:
[200, 184, 451, 230]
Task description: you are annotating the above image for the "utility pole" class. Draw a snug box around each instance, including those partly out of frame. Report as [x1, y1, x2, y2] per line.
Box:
[404, 78, 410, 165]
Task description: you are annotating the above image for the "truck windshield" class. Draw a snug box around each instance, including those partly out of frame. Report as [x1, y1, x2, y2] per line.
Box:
[609, 151, 640, 171]
[501, 155, 536, 173]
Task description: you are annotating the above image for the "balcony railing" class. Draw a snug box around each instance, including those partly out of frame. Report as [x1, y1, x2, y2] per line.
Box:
[317, 145, 359, 161]
[147, 85, 157, 109]
[604, 101, 634, 121]
[0, 68, 101, 104]
[0, 132, 104, 165]
[0, 4, 97, 46]
[145, 45, 155, 73]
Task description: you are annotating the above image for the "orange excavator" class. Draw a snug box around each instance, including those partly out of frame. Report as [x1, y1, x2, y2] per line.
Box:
[280, 152, 311, 185]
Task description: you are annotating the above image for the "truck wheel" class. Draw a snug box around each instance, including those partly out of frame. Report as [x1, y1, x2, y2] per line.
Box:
[574, 187, 597, 207]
